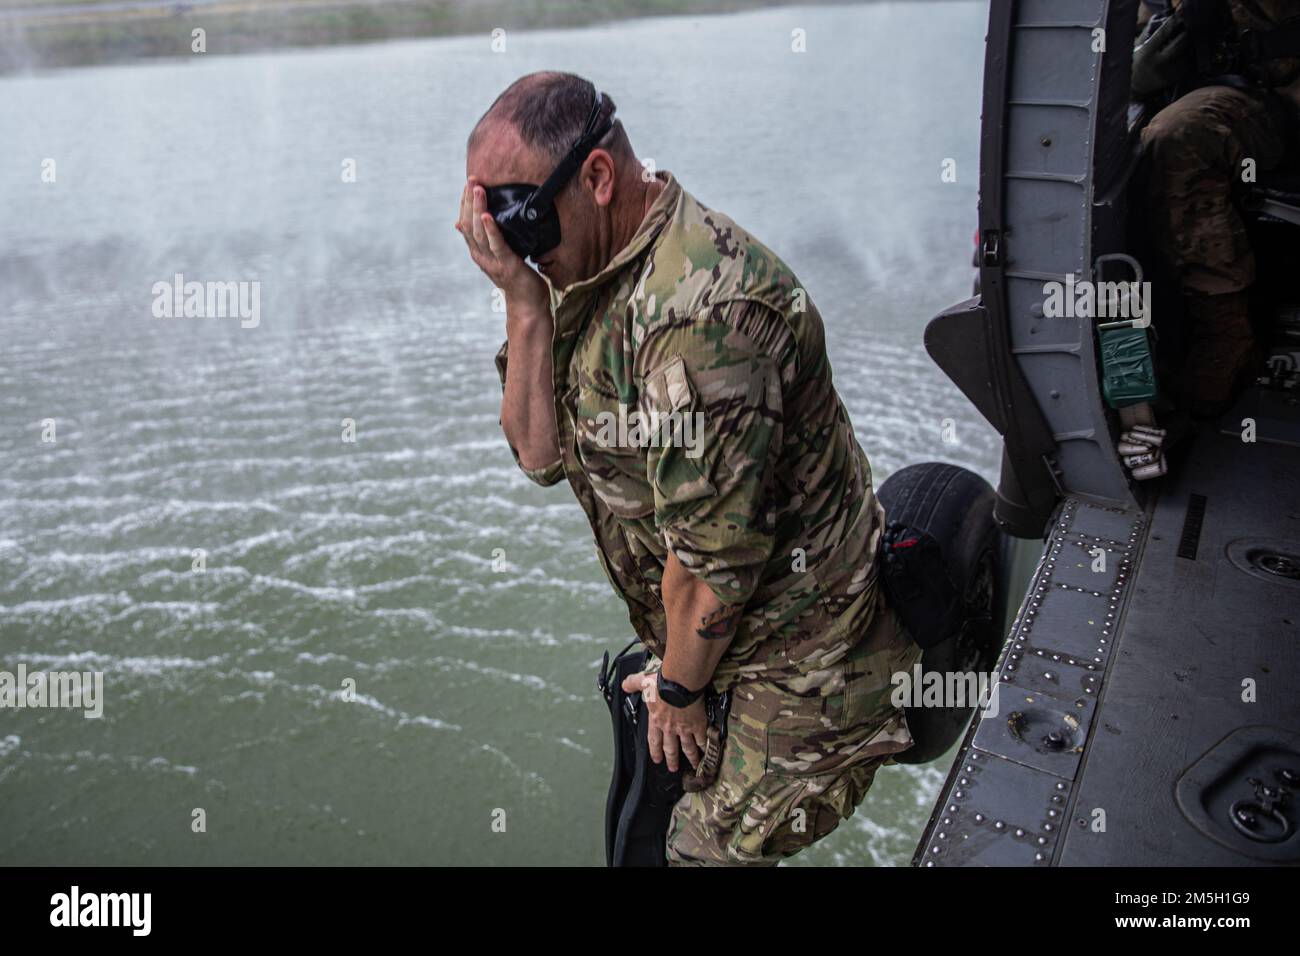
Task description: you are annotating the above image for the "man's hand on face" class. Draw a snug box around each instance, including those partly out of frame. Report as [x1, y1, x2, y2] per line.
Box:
[620, 670, 708, 773]
[455, 176, 549, 315]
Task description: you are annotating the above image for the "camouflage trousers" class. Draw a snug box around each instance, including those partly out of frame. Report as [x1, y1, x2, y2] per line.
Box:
[1142, 84, 1293, 295]
[665, 593, 922, 866]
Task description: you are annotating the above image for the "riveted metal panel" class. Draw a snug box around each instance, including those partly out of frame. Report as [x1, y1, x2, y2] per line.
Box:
[917, 749, 1073, 867]
[915, 495, 1148, 865]
[973, 683, 1097, 776]
[1015, 583, 1116, 664]
[1049, 535, 1125, 592]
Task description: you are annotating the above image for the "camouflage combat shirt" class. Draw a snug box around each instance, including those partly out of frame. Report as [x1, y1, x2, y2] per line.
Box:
[495, 171, 886, 692]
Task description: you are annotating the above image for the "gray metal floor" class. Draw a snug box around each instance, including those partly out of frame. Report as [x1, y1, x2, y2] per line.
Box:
[1058, 395, 1300, 865]
[916, 386, 1300, 866]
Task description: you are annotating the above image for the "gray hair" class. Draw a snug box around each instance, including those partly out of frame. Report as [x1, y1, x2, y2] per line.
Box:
[469, 71, 625, 171]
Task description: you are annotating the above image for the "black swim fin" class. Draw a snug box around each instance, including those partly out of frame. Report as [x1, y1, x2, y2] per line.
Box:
[598, 645, 682, 866]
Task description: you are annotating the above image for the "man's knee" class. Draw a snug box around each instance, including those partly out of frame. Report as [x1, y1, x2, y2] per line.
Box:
[1143, 86, 1284, 177]
[1145, 91, 1229, 174]
[752, 760, 883, 860]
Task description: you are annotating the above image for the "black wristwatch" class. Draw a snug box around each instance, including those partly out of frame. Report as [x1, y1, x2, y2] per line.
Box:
[656, 671, 706, 709]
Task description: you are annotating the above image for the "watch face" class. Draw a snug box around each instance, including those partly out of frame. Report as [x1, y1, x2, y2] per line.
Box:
[656, 673, 698, 708]
[660, 686, 690, 708]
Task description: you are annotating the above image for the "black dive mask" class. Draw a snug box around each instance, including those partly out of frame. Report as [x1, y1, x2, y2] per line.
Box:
[484, 92, 614, 261]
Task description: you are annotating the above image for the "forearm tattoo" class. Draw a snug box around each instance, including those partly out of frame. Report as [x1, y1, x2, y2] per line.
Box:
[696, 605, 742, 641]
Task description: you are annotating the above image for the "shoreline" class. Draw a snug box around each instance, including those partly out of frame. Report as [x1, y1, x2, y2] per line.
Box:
[0, 0, 877, 75]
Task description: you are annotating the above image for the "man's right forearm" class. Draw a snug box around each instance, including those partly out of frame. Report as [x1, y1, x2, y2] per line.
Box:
[501, 305, 562, 470]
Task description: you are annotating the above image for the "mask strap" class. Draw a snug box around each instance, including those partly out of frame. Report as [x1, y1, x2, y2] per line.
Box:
[528, 92, 614, 213]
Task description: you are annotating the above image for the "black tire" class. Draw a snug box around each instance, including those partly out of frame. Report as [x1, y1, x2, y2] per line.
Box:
[876, 462, 1002, 765]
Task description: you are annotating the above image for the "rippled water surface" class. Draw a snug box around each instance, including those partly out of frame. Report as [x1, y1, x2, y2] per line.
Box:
[0, 0, 997, 864]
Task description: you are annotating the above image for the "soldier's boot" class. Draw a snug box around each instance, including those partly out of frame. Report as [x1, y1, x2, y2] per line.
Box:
[1180, 290, 1260, 418]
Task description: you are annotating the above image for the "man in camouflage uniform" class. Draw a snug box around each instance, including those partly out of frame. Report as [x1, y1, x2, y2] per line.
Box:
[1136, 0, 1300, 415]
[456, 72, 920, 865]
